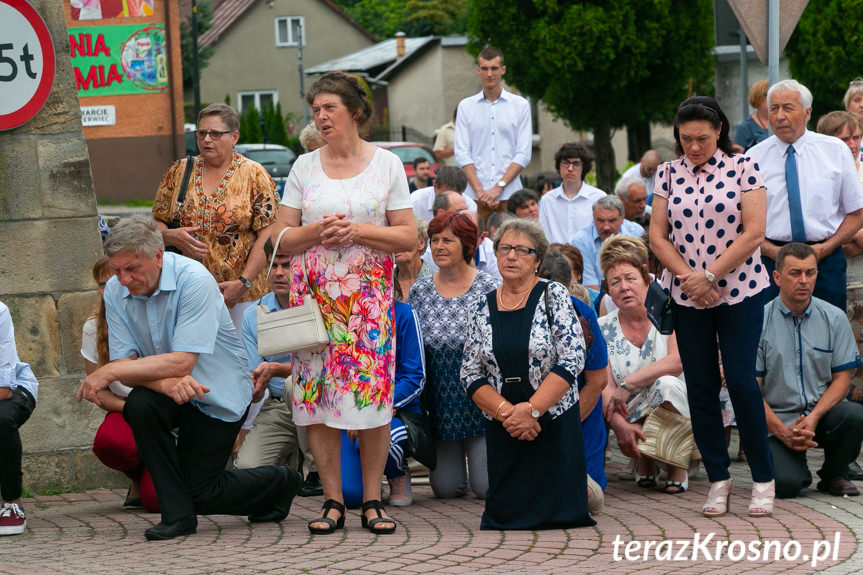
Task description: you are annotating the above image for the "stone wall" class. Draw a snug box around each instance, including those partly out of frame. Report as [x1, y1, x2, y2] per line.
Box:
[0, 1, 125, 494]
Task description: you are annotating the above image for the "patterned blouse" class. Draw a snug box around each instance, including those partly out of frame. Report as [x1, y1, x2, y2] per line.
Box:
[152, 153, 279, 302]
[654, 149, 769, 308]
[460, 281, 586, 420]
[408, 271, 500, 441]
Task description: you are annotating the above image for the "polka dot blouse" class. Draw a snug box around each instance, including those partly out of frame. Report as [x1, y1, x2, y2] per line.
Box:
[654, 149, 770, 308]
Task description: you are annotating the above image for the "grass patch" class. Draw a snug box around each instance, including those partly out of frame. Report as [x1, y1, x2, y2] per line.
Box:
[98, 199, 154, 208]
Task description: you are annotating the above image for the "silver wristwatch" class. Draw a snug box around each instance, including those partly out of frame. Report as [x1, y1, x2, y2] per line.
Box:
[703, 269, 716, 284]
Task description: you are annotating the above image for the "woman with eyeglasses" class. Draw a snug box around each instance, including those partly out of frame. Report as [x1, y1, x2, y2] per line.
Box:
[844, 78, 863, 163]
[152, 103, 280, 330]
[460, 219, 594, 530]
[407, 211, 500, 501]
[650, 96, 773, 517]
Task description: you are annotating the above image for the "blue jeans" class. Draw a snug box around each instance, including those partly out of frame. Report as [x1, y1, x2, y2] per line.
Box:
[674, 293, 774, 483]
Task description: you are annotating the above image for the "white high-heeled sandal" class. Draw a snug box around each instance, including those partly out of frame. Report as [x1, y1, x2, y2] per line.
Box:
[702, 478, 733, 516]
[749, 480, 775, 517]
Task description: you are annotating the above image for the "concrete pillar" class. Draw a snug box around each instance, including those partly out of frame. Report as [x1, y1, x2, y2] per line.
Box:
[0, 1, 123, 493]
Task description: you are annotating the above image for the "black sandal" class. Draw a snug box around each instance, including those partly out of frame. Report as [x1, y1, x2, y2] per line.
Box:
[308, 499, 345, 534]
[360, 500, 396, 534]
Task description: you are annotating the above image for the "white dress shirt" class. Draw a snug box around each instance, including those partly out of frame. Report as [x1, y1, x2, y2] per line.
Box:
[454, 88, 532, 201]
[748, 131, 863, 242]
[537, 183, 606, 245]
[410, 186, 478, 223]
[621, 163, 655, 198]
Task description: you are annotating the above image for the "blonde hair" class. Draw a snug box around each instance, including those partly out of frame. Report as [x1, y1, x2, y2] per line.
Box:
[570, 283, 591, 305]
[749, 80, 769, 108]
[599, 235, 651, 285]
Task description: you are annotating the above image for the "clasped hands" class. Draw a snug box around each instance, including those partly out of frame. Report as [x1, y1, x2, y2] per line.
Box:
[319, 214, 358, 248]
[476, 187, 502, 209]
[499, 402, 540, 441]
[676, 270, 720, 307]
[777, 414, 819, 452]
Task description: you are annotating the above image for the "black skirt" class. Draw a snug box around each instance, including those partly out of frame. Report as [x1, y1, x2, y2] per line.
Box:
[480, 284, 595, 530]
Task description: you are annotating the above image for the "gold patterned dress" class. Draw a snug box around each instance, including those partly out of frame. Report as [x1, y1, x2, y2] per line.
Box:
[152, 153, 279, 302]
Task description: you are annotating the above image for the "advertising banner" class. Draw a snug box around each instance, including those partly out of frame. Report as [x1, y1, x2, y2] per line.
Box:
[69, 22, 168, 96]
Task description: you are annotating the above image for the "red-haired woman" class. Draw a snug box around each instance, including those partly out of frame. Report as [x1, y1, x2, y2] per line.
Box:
[407, 211, 500, 499]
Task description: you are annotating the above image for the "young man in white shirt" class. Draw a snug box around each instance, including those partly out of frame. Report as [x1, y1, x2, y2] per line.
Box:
[454, 46, 532, 224]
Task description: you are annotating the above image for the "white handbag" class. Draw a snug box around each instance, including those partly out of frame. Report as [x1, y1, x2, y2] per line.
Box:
[256, 227, 330, 356]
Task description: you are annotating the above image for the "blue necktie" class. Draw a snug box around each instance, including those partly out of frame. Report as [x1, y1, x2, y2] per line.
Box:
[786, 145, 807, 243]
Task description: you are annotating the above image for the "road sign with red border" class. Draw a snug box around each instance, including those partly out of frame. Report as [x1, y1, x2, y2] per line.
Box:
[0, 0, 56, 131]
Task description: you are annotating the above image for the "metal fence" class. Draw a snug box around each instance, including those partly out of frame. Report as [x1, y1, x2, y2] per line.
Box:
[368, 125, 434, 146]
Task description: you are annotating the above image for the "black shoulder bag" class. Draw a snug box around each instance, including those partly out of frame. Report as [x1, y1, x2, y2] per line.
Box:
[165, 155, 194, 254]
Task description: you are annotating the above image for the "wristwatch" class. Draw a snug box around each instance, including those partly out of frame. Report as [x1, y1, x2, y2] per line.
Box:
[620, 378, 631, 392]
[528, 401, 541, 419]
[703, 269, 716, 284]
[497, 180, 507, 189]
[238, 275, 253, 289]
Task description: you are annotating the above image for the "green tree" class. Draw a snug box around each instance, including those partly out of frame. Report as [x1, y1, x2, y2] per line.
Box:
[180, 0, 215, 89]
[467, 0, 714, 191]
[333, 0, 467, 38]
[785, 0, 863, 123]
[240, 106, 263, 144]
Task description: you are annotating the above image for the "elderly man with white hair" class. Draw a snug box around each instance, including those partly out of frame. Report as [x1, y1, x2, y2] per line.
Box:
[748, 79, 863, 311]
[614, 176, 651, 222]
[620, 149, 660, 204]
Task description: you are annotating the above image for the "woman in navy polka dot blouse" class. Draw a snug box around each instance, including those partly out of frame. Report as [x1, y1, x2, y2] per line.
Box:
[649, 96, 775, 518]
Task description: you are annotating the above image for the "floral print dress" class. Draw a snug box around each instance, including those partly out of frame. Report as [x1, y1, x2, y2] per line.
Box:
[281, 148, 412, 429]
[152, 153, 279, 302]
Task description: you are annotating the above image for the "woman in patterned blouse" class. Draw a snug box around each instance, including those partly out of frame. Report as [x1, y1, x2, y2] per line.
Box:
[152, 104, 279, 331]
[649, 96, 773, 517]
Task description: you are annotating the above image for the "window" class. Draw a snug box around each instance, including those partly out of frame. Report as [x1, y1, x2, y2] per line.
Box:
[275, 16, 306, 47]
[238, 91, 278, 114]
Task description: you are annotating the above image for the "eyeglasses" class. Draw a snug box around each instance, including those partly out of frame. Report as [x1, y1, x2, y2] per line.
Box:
[195, 129, 233, 140]
[850, 77, 863, 86]
[496, 244, 537, 257]
[561, 160, 582, 169]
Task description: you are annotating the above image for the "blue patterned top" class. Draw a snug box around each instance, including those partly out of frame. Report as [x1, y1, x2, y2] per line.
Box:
[408, 271, 500, 441]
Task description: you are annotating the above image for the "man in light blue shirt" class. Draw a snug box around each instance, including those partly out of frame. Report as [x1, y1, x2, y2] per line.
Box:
[571, 195, 645, 290]
[78, 217, 300, 540]
[454, 45, 532, 224]
[0, 301, 38, 536]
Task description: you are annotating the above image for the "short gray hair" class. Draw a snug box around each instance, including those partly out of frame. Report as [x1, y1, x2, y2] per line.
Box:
[434, 166, 468, 193]
[768, 79, 813, 110]
[432, 191, 453, 214]
[414, 216, 428, 251]
[493, 218, 549, 262]
[615, 176, 646, 199]
[103, 216, 164, 258]
[299, 122, 325, 152]
[593, 194, 624, 217]
[537, 248, 572, 287]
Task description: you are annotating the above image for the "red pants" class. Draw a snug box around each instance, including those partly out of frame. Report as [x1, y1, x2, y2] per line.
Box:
[93, 412, 159, 512]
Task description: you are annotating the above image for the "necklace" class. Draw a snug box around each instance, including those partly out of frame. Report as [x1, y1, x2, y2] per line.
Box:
[497, 280, 535, 311]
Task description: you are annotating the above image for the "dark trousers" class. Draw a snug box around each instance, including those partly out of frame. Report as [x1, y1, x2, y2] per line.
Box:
[674, 293, 774, 483]
[0, 387, 35, 501]
[123, 387, 288, 523]
[761, 246, 847, 311]
[769, 401, 863, 498]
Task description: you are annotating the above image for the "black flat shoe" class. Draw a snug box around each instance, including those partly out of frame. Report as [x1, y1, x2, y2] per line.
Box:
[299, 471, 324, 497]
[847, 461, 863, 481]
[249, 465, 302, 523]
[308, 499, 346, 534]
[144, 517, 197, 541]
[360, 500, 396, 535]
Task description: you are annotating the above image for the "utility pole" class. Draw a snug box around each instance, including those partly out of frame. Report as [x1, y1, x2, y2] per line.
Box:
[192, 0, 201, 120]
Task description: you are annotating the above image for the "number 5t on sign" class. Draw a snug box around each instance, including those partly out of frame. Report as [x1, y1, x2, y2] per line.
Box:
[0, 0, 55, 131]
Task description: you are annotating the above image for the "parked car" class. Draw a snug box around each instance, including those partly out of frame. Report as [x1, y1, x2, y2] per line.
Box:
[234, 143, 297, 196]
[373, 141, 439, 179]
[184, 123, 198, 156]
